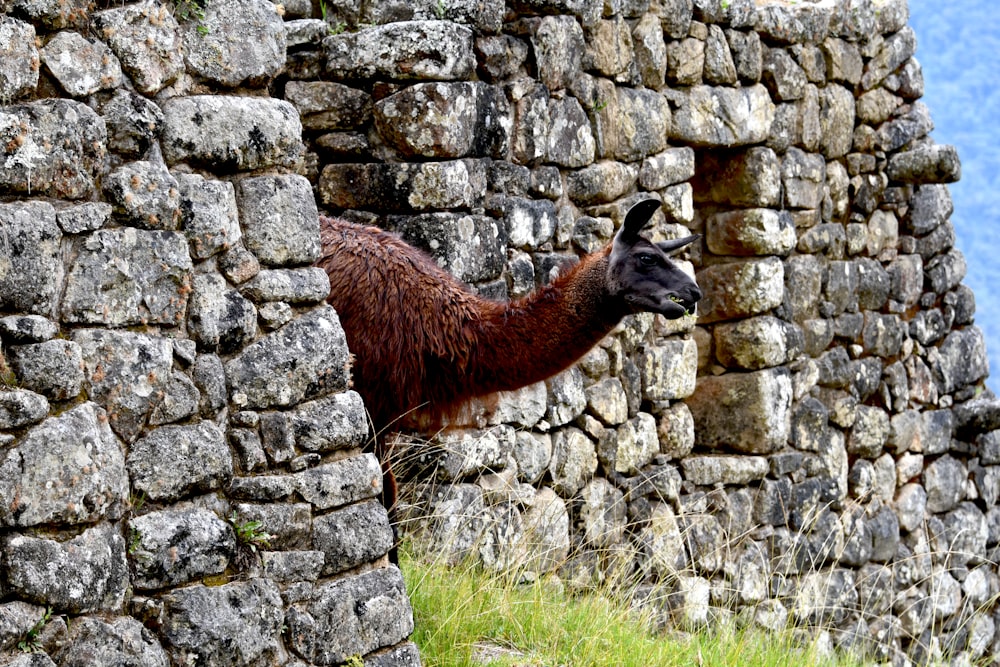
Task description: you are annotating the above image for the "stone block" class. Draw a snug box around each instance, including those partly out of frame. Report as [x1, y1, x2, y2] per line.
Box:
[388, 212, 507, 282]
[180, 0, 285, 87]
[688, 368, 792, 454]
[128, 508, 234, 590]
[0, 202, 61, 317]
[39, 30, 121, 97]
[706, 209, 795, 256]
[325, 20, 474, 80]
[694, 257, 785, 324]
[319, 160, 488, 211]
[313, 501, 394, 575]
[670, 84, 775, 147]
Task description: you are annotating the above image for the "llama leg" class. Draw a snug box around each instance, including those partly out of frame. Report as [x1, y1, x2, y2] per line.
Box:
[381, 457, 400, 565]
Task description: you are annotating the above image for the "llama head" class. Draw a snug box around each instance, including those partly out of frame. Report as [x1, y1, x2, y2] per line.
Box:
[607, 199, 703, 319]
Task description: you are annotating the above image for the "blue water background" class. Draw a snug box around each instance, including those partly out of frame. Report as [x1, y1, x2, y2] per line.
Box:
[905, 1, 1000, 393]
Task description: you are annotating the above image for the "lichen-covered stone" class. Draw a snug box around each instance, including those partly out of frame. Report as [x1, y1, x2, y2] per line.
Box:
[240, 268, 330, 304]
[546, 96, 596, 167]
[159, 579, 284, 667]
[0, 17, 39, 100]
[175, 173, 241, 260]
[180, 0, 285, 87]
[39, 31, 121, 97]
[3, 523, 127, 613]
[319, 160, 488, 212]
[933, 327, 989, 395]
[104, 160, 180, 230]
[375, 82, 510, 159]
[714, 316, 790, 370]
[549, 427, 597, 497]
[55, 616, 169, 667]
[55, 201, 112, 235]
[361, 0, 504, 32]
[286, 567, 414, 666]
[640, 338, 698, 401]
[6, 339, 83, 400]
[127, 421, 233, 503]
[565, 161, 637, 205]
[64, 227, 188, 326]
[388, 212, 507, 282]
[225, 306, 350, 409]
[706, 209, 796, 256]
[695, 257, 785, 324]
[688, 368, 792, 454]
[162, 95, 304, 171]
[0, 402, 126, 527]
[96, 89, 164, 158]
[313, 500, 394, 575]
[670, 84, 775, 146]
[325, 21, 475, 81]
[128, 508, 234, 590]
[92, 1, 184, 94]
[0, 202, 62, 317]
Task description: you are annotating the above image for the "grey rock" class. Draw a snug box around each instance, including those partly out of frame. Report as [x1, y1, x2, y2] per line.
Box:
[233, 502, 311, 551]
[546, 96, 596, 167]
[3, 523, 127, 613]
[313, 500, 394, 575]
[793, 569, 856, 625]
[888, 144, 961, 184]
[599, 87, 671, 162]
[162, 95, 304, 170]
[585, 16, 633, 78]
[606, 412, 659, 475]
[0, 315, 56, 343]
[40, 31, 121, 97]
[290, 392, 368, 453]
[361, 0, 504, 32]
[294, 454, 383, 510]
[639, 147, 695, 191]
[657, 403, 695, 460]
[476, 35, 530, 83]
[285, 81, 372, 131]
[706, 209, 795, 256]
[96, 88, 164, 158]
[181, 0, 285, 87]
[0, 202, 62, 317]
[55, 201, 112, 235]
[640, 338, 698, 401]
[513, 432, 552, 484]
[565, 161, 637, 205]
[894, 483, 927, 533]
[929, 502, 988, 568]
[632, 14, 666, 88]
[261, 550, 325, 583]
[375, 82, 509, 160]
[670, 84, 775, 147]
[129, 508, 235, 590]
[782, 147, 826, 209]
[848, 405, 890, 458]
[682, 455, 768, 486]
[159, 579, 284, 667]
[926, 247, 967, 295]
[933, 327, 989, 395]
[55, 616, 169, 667]
[821, 37, 863, 85]
[241, 268, 330, 304]
[545, 366, 587, 427]
[127, 421, 232, 503]
[320, 159, 488, 212]
[0, 99, 106, 199]
[0, 390, 48, 430]
[877, 101, 934, 152]
[694, 146, 781, 207]
[104, 160, 180, 230]
[762, 47, 808, 101]
[856, 88, 901, 125]
[0, 601, 47, 653]
[549, 427, 597, 497]
[694, 257, 784, 324]
[907, 183, 953, 235]
[755, 1, 833, 43]
[862, 26, 917, 90]
[0, 17, 38, 100]
[923, 455, 966, 514]
[726, 28, 762, 82]
[325, 21, 474, 81]
[586, 377, 628, 426]
[92, 1, 184, 94]
[666, 37, 704, 86]
[0, 402, 125, 527]
[286, 567, 414, 666]
[237, 174, 320, 267]
[578, 478, 626, 548]
[819, 84, 855, 158]
[192, 353, 226, 416]
[7, 340, 83, 400]
[62, 229, 192, 327]
[389, 212, 507, 282]
[424, 425, 514, 481]
[226, 306, 350, 409]
[714, 316, 790, 370]
[175, 173, 241, 260]
[704, 24, 737, 85]
[639, 501, 686, 577]
[688, 368, 792, 454]
[861, 313, 905, 359]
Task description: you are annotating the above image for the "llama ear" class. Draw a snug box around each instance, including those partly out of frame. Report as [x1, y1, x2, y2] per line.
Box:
[618, 199, 661, 242]
[657, 234, 700, 255]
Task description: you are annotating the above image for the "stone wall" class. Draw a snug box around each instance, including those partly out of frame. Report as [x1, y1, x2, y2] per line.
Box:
[290, 0, 995, 664]
[2, 0, 1000, 665]
[0, 1, 417, 666]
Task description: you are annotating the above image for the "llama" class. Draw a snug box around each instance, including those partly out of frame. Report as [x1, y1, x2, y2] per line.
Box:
[317, 198, 702, 531]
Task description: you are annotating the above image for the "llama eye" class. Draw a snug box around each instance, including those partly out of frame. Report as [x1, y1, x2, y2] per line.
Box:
[637, 254, 656, 267]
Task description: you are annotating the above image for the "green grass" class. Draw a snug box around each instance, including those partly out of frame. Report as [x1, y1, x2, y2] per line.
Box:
[400, 548, 867, 667]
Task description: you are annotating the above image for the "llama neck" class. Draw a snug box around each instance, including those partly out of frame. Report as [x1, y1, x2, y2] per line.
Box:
[468, 252, 625, 394]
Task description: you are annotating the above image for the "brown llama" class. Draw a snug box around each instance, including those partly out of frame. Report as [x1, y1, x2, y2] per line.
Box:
[317, 199, 702, 550]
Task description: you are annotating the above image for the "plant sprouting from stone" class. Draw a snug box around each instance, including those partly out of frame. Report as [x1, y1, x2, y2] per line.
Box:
[434, 0, 447, 20]
[229, 511, 274, 572]
[17, 607, 51, 654]
[127, 526, 143, 555]
[172, 0, 209, 35]
[344, 655, 365, 667]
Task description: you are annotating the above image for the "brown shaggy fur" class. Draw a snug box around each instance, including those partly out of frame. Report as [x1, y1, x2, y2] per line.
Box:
[319, 216, 627, 434]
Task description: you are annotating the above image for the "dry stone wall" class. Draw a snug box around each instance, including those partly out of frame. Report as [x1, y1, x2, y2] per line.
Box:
[0, 1, 417, 666]
[2, 0, 1000, 666]
[289, 0, 995, 664]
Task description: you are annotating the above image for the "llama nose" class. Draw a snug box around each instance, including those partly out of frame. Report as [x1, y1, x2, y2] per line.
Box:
[689, 285, 703, 303]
